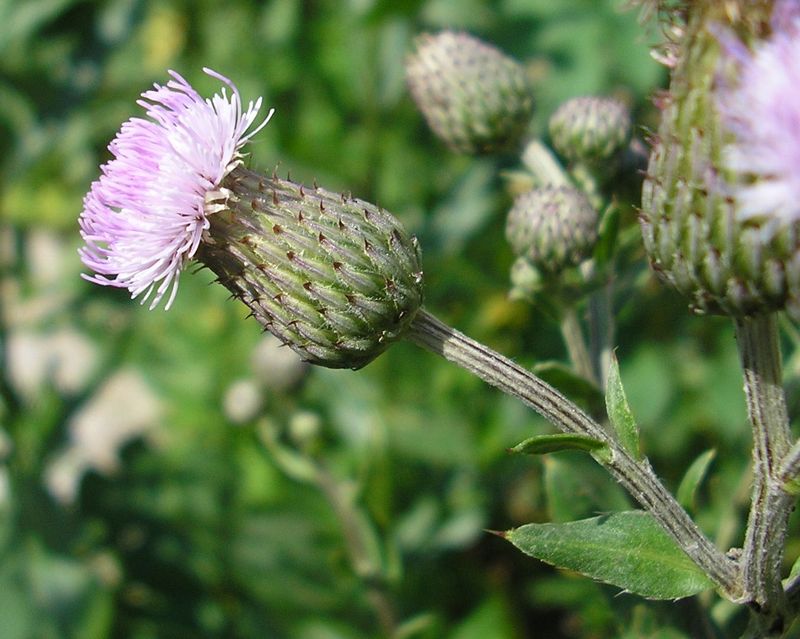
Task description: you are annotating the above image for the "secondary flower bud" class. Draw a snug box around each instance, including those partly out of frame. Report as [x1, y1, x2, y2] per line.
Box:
[78, 69, 424, 369]
[549, 96, 632, 163]
[197, 168, 424, 369]
[405, 31, 534, 154]
[640, 3, 800, 319]
[505, 186, 598, 273]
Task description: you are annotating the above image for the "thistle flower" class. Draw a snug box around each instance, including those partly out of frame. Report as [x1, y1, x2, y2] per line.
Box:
[505, 186, 599, 274]
[639, 2, 800, 319]
[405, 31, 534, 154]
[79, 70, 424, 369]
[548, 96, 632, 164]
[715, 7, 800, 226]
[79, 68, 272, 310]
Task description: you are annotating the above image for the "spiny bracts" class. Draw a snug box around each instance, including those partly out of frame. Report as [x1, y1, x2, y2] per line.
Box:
[197, 167, 424, 369]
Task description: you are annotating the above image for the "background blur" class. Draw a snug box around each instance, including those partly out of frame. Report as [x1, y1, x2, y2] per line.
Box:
[0, 0, 785, 637]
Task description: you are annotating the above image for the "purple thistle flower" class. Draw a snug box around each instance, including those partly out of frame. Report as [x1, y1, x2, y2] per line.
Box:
[78, 68, 274, 309]
[715, 7, 800, 226]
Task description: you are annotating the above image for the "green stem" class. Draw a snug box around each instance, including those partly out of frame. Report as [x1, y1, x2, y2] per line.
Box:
[588, 283, 614, 390]
[408, 308, 741, 599]
[559, 307, 596, 384]
[734, 315, 794, 630]
[569, 161, 604, 211]
[258, 421, 398, 636]
[0, 226, 20, 419]
[315, 466, 398, 637]
[521, 139, 571, 187]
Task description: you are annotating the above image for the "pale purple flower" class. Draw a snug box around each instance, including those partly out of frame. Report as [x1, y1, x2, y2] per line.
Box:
[79, 68, 274, 309]
[715, 6, 800, 225]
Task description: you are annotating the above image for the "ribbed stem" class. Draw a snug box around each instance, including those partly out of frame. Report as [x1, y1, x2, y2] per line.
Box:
[734, 315, 793, 628]
[408, 308, 741, 598]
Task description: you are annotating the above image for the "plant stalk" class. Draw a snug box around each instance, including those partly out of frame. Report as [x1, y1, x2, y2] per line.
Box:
[560, 307, 597, 384]
[734, 315, 794, 630]
[589, 282, 615, 390]
[408, 307, 740, 599]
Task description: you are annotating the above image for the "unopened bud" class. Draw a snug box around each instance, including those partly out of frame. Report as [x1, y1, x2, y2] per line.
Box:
[549, 96, 632, 164]
[506, 186, 599, 273]
[406, 31, 534, 154]
[197, 167, 424, 370]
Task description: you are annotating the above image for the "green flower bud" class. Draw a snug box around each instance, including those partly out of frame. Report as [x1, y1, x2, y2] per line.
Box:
[639, 3, 800, 319]
[549, 96, 632, 163]
[506, 186, 599, 273]
[197, 166, 424, 370]
[405, 31, 534, 154]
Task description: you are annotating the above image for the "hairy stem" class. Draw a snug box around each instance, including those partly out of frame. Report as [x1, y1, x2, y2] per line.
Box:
[734, 315, 793, 629]
[408, 308, 740, 599]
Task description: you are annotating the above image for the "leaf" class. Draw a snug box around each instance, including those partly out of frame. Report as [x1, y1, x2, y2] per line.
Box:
[510, 433, 610, 462]
[593, 202, 620, 268]
[505, 511, 713, 600]
[605, 353, 641, 459]
[785, 554, 800, 587]
[676, 449, 716, 512]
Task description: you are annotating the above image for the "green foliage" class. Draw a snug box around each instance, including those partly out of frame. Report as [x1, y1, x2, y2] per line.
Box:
[676, 449, 716, 513]
[605, 352, 641, 459]
[510, 433, 610, 461]
[505, 512, 714, 600]
[0, 0, 778, 637]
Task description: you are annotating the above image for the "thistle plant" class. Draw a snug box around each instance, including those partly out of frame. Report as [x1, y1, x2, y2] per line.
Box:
[405, 31, 534, 154]
[505, 186, 599, 275]
[549, 96, 632, 165]
[79, 69, 422, 369]
[69, 8, 800, 637]
[639, 1, 800, 635]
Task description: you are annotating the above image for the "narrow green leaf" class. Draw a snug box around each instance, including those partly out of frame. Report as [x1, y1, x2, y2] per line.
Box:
[676, 449, 716, 512]
[593, 202, 620, 268]
[785, 554, 800, 587]
[510, 433, 610, 461]
[782, 476, 800, 496]
[505, 511, 713, 600]
[605, 353, 641, 459]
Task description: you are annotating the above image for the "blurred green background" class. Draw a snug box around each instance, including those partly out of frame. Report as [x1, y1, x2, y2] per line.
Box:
[1, 0, 790, 637]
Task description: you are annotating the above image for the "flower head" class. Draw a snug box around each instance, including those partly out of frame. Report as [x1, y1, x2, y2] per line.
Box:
[405, 31, 534, 154]
[78, 68, 273, 309]
[716, 9, 800, 225]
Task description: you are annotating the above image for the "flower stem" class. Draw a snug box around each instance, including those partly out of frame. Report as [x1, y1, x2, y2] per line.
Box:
[407, 307, 741, 599]
[315, 466, 398, 637]
[560, 307, 596, 384]
[588, 283, 615, 390]
[521, 139, 571, 187]
[734, 315, 793, 622]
